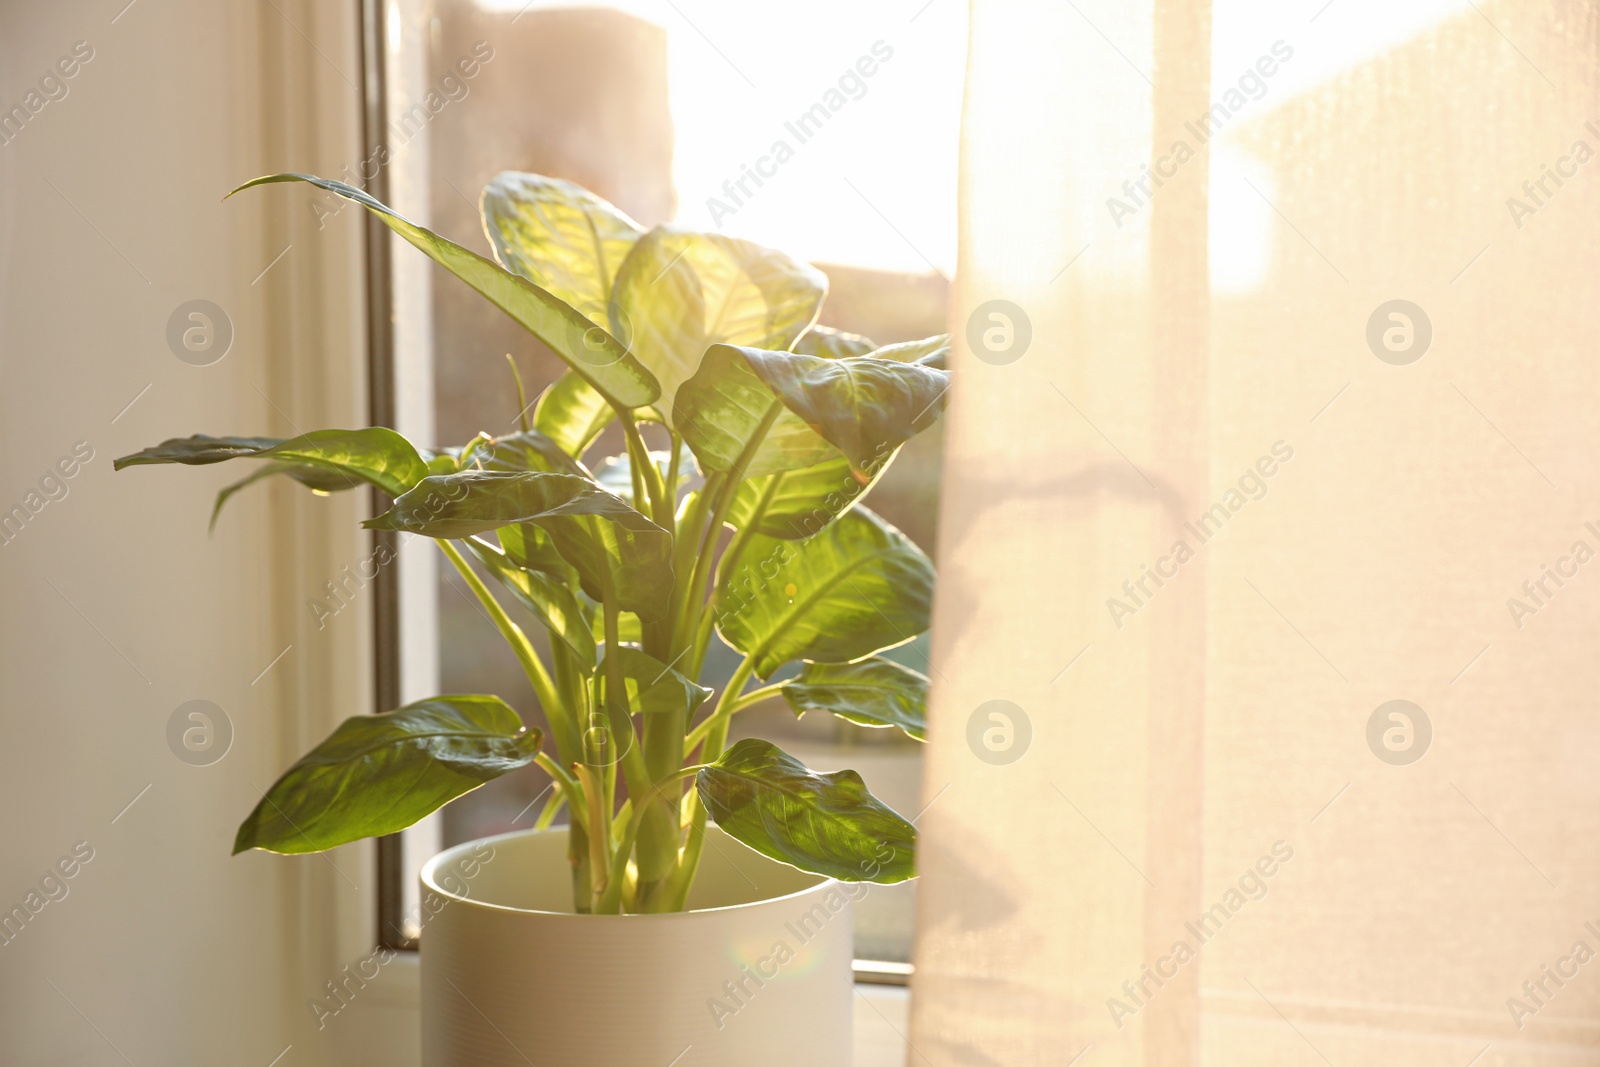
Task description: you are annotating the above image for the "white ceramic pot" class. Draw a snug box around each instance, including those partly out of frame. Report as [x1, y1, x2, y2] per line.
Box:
[419, 826, 854, 1067]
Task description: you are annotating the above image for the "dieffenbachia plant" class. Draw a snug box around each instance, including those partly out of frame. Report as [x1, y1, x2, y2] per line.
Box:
[117, 172, 948, 913]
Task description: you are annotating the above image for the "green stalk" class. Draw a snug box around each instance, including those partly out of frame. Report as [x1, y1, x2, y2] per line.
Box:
[683, 680, 782, 758]
[438, 541, 558, 714]
[547, 644, 587, 771]
[575, 763, 611, 902]
[505, 353, 531, 432]
[596, 765, 705, 915]
[533, 788, 566, 830]
[664, 433, 683, 506]
[660, 654, 756, 910]
[674, 403, 782, 658]
[688, 472, 782, 678]
[597, 576, 651, 799]
[618, 408, 669, 527]
[535, 751, 586, 825]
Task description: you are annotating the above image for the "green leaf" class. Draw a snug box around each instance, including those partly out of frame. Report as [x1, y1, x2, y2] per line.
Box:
[498, 521, 579, 587]
[673, 345, 842, 478]
[533, 371, 616, 458]
[867, 333, 951, 370]
[675, 345, 950, 480]
[795, 325, 876, 359]
[725, 449, 897, 540]
[597, 645, 712, 717]
[739, 348, 950, 474]
[258, 428, 430, 496]
[232, 174, 660, 410]
[696, 738, 915, 883]
[611, 226, 826, 426]
[115, 434, 282, 467]
[716, 506, 933, 679]
[482, 172, 643, 320]
[209, 462, 352, 532]
[466, 538, 596, 666]
[782, 658, 928, 741]
[117, 428, 430, 499]
[462, 429, 589, 478]
[233, 696, 540, 855]
[589, 607, 644, 647]
[366, 471, 674, 620]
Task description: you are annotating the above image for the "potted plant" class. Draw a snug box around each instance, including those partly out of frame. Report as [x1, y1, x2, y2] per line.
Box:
[117, 172, 949, 1066]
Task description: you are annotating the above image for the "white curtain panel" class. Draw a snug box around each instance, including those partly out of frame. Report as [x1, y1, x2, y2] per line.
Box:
[911, 0, 1600, 1063]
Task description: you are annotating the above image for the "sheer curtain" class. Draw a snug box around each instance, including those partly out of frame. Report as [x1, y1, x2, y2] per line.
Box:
[912, 0, 1600, 1063]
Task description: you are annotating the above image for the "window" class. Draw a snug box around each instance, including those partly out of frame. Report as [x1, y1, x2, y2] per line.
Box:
[370, 0, 966, 969]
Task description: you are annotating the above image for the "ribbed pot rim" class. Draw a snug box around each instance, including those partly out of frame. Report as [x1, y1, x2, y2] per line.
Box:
[420, 826, 840, 919]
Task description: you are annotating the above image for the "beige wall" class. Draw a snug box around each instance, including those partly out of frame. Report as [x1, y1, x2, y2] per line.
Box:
[0, 1, 377, 1062]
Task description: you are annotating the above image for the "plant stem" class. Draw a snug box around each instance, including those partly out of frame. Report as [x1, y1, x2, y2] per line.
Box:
[664, 433, 682, 506]
[618, 409, 668, 527]
[597, 576, 651, 800]
[535, 752, 587, 826]
[674, 403, 782, 660]
[505, 353, 530, 433]
[438, 541, 558, 715]
[667, 476, 721, 654]
[683, 681, 783, 758]
[533, 788, 566, 830]
[661, 655, 757, 910]
[596, 765, 705, 914]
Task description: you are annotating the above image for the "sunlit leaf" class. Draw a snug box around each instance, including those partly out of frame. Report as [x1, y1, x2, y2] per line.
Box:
[366, 471, 673, 620]
[697, 738, 915, 883]
[725, 449, 897, 540]
[481, 172, 643, 320]
[611, 227, 825, 426]
[533, 370, 615, 458]
[782, 657, 928, 741]
[715, 506, 934, 679]
[795, 325, 876, 359]
[232, 173, 660, 410]
[233, 696, 539, 855]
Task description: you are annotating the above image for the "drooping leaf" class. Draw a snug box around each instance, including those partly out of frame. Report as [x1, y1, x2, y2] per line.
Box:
[725, 449, 897, 540]
[498, 521, 579, 587]
[739, 349, 950, 474]
[696, 738, 915, 883]
[461, 429, 589, 478]
[231, 174, 660, 410]
[233, 696, 540, 855]
[596, 645, 712, 718]
[716, 506, 933, 679]
[209, 462, 353, 532]
[676, 345, 950, 480]
[795, 325, 876, 359]
[366, 471, 674, 620]
[533, 370, 616, 458]
[257, 428, 431, 496]
[782, 658, 928, 741]
[673, 345, 842, 478]
[114, 434, 282, 467]
[481, 172, 643, 319]
[611, 226, 826, 426]
[867, 334, 951, 370]
[117, 428, 430, 497]
[466, 537, 596, 665]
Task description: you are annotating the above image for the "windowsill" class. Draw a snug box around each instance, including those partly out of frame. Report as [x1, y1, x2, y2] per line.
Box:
[342, 952, 912, 1067]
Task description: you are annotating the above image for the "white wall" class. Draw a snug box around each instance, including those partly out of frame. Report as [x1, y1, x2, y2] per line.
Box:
[0, 2, 378, 1063]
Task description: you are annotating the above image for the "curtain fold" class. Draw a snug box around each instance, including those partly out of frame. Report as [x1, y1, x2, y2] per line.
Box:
[912, 1, 1600, 1063]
